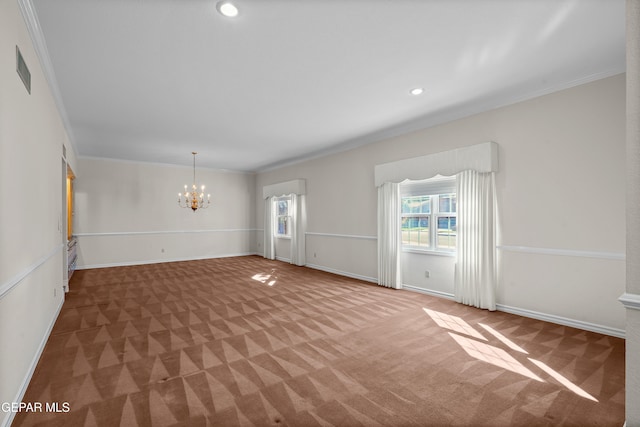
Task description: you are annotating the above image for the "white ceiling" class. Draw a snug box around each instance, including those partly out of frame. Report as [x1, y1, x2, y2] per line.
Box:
[29, 0, 625, 172]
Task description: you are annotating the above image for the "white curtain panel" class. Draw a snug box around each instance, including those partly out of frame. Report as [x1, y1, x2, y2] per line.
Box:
[290, 194, 306, 266]
[377, 182, 402, 289]
[263, 196, 275, 260]
[454, 170, 497, 310]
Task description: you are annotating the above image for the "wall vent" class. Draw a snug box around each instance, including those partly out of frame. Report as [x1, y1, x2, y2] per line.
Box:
[16, 46, 31, 94]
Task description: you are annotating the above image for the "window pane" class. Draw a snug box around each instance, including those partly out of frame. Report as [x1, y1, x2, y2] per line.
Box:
[402, 196, 431, 215]
[401, 198, 410, 214]
[420, 196, 430, 213]
[410, 198, 420, 214]
[402, 216, 430, 247]
[439, 194, 456, 213]
[277, 216, 289, 235]
[437, 216, 457, 249]
[277, 200, 289, 216]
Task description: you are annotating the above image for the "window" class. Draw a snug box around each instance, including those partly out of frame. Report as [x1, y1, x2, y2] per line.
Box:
[401, 177, 456, 253]
[275, 197, 291, 237]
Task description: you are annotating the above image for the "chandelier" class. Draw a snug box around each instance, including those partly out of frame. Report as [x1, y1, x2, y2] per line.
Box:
[178, 152, 210, 211]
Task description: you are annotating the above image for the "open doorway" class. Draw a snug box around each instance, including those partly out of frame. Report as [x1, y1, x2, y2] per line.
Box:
[63, 159, 76, 292]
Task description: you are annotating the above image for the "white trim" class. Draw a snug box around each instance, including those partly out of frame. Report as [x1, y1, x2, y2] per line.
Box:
[304, 263, 377, 283]
[400, 175, 456, 197]
[403, 284, 624, 338]
[402, 284, 455, 300]
[305, 231, 377, 241]
[2, 296, 64, 427]
[402, 248, 456, 257]
[275, 256, 291, 263]
[496, 303, 625, 339]
[76, 252, 255, 270]
[497, 245, 625, 261]
[75, 229, 258, 237]
[78, 155, 255, 174]
[0, 244, 64, 299]
[375, 142, 498, 186]
[619, 292, 640, 311]
[17, 0, 78, 157]
[263, 179, 306, 199]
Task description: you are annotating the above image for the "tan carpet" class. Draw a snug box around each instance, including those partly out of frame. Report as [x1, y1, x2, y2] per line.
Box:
[13, 256, 624, 426]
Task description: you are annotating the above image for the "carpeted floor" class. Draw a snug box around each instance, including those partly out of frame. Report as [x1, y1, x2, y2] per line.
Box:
[14, 256, 624, 426]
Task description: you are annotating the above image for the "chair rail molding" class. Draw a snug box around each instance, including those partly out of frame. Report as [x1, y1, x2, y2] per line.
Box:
[619, 292, 640, 311]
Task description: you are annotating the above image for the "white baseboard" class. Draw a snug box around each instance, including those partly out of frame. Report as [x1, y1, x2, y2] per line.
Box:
[76, 252, 256, 270]
[304, 263, 377, 284]
[496, 303, 625, 338]
[403, 284, 624, 338]
[2, 296, 64, 427]
[402, 284, 455, 301]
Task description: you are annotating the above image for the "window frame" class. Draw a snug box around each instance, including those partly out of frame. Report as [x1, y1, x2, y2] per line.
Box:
[401, 189, 457, 256]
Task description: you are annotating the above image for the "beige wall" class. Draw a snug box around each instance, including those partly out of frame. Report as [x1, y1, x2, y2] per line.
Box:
[0, 0, 74, 425]
[256, 74, 626, 334]
[74, 158, 256, 268]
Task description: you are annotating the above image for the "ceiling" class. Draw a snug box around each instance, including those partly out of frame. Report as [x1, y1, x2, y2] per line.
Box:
[29, 0, 625, 172]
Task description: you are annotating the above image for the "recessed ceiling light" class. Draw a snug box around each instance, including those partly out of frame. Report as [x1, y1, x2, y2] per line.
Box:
[410, 88, 424, 96]
[217, 2, 239, 17]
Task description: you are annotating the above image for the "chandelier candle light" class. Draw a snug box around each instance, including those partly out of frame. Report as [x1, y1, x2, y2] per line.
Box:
[178, 152, 210, 211]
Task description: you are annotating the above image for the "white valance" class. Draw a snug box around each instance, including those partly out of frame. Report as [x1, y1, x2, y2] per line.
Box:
[400, 175, 456, 197]
[374, 142, 498, 187]
[263, 179, 306, 199]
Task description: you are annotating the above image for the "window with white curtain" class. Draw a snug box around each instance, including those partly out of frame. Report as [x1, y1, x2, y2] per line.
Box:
[400, 176, 456, 254]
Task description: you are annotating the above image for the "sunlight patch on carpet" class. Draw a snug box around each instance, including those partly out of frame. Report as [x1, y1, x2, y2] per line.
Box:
[448, 332, 544, 382]
[528, 358, 598, 402]
[252, 271, 277, 286]
[479, 323, 528, 354]
[423, 308, 487, 340]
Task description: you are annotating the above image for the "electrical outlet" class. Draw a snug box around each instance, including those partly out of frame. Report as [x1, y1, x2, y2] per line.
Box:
[161, 248, 165, 253]
[425, 270, 430, 278]
[54, 288, 57, 297]
[314, 252, 317, 258]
